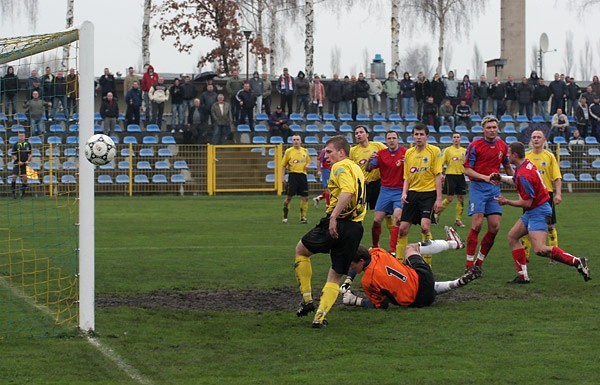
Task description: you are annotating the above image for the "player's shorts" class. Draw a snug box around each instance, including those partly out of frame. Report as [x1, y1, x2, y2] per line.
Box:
[405, 254, 436, 307]
[548, 192, 557, 225]
[374, 186, 403, 214]
[443, 174, 466, 196]
[286, 172, 309, 197]
[301, 216, 364, 275]
[365, 179, 381, 210]
[320, 168, 331, 189]
[12, 164, 27, 177]
[468, 180, 502, 217]
[521, 202, 552, 232]
[400, 190, 436, 225]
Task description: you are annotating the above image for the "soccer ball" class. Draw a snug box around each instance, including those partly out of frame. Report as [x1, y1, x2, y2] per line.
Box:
[84, 134, 116, 166]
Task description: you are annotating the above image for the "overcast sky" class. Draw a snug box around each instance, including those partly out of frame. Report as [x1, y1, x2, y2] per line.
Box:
[1, 0, 598, 80]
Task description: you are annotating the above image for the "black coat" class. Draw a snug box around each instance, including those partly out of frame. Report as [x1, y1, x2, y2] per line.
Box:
[327, 80, 343, 103]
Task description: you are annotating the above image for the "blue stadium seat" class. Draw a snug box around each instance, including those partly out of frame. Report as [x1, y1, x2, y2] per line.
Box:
[265, 174, 275, 183]
[270, 136, 284, 144]
[255, 113, 269, 121]
[139, 148, 154, 157]
[98, 175, 113, 184]
[61, 175, 77, 184]
[152, 174, 168, 184]
[252, 136, 267, 144]
[388, 113, 402, 122]
[597, 173, 600, 182]
[237, 124, 251, 133]
[500, 115, 515, 124]
[117, 113, 126, 122]
[405, 125, 414, 133]
[580, 173, 594, 182]
[470, 114, 482, 123]
[460, 137, 470, 144]
[99, 161, 115, 170]
[171, 174, 186, 183]
[47, 136, 62, 144]
[136, 161, 152, 170]
[114, 124, 123, 133]
[64, 148, 77, 157]
[118, 161, 130, 170]
[307, 147, 319, 157]
[123, 136, 138, 144]
[307, 174, 317, 183]
[29, 161, 40, 170]
[49, 124, 65, 133]
[158, 148, 173, 157]
[43, 175, 59, 184]
[134, 174, 149, 184]
[404, 113, 419, 122]
[355, 113, 370, 122]
[372, 114, 386, 122]
[559, 160, 571, 169]
[71, 113, 79, 121]
[174, 160, 189, 170]
[373, 124, 387, 133]
[585, 136, 599, 144]
[439, 125, 453, 133]
[531, 115, 545, 123]
[155, 161, 170, 170]
[503, 124, 517, 134]
[516, 115, 530, 123]
[321, 135, 332, 144]
[62, 161, 77, 170]
[69, 124, 79, 132]
[53, 112, 67, 122]
[339, 113, 353, 121]
[562, 173, 577, 182]
[66, 136, 78, 145]
[440, 136, 453, 144]
[322, 113, 337, 121]
[116, 175, 130, 184]
[339, 124, 353, 133]
[305, 124, 320, 133]
[94, 124, 103, 133]
[455, 125, 469, 134]
[373, 135, 385, 143]
[162, 136, 176, 144]
[145, 124, 160, 133]
[266, 160, 276, 169]
[427, 136, 438, 144]
[143, 136, 158, 144]
[553, 136, 566, 144]
[121, 148, 135, 157]
[289, 124, 303, 133]
[289, 113, 303, 121]
[505, 136, 518, 144]
[306, 113, 320, 122]
[254, 124, 268, 134]
[14, 113, 28, 123]
[322, 124, 337, 133]
[390, 124, 404, 133]
[30, 136, 43, 145]
[588, 148, 600, 157]
[304, 136, 319, 144]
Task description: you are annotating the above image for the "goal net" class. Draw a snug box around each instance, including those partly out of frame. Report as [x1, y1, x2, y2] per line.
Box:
[0, 23, 95, 337]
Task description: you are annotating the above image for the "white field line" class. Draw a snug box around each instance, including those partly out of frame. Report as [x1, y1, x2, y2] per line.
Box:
[97, 244, 285, 251]
[0, 276, 153, 385]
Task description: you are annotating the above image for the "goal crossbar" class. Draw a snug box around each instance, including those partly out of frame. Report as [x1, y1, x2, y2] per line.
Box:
[0, 29, 79, 66]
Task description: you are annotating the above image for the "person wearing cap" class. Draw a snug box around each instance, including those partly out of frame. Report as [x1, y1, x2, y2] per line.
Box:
[149, 77, 169, 129]
[463, 115, 513, 272]
[268, 105, 290, 140]
[277, 67, 295, 114]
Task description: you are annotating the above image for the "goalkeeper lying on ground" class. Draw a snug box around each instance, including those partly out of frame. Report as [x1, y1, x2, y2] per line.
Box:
[341, 226, 482, 309]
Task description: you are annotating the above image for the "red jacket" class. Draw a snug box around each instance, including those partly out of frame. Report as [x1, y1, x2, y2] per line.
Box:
[141, 65, 159, 92]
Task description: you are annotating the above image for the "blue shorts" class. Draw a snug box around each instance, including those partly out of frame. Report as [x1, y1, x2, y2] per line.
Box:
[521, 203, 552, 232]
[320, 168, 331, 189]
[468, 181, 502, 216]
[374, 186, 404, 214]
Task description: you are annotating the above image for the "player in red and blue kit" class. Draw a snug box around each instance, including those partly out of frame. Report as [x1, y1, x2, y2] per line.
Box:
[495, 141, 590, 283]
[313, 148, 332, 208]
[366, 130, 407, 254]
[463, 116, 513, 271]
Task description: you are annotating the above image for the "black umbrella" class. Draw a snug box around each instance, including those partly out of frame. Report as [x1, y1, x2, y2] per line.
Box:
[195, 71, 218, 82]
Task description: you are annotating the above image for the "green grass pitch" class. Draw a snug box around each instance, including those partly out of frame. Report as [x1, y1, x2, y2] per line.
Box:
[1, 194, 599, 385]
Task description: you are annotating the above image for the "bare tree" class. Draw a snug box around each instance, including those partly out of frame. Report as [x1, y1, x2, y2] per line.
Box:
[472, 44, 483, 78]
[363, 47, 370, 75]
[443, 44, 453, 75]
[330, 44, 341, 75]
[0, 0, 38, 28]
[304, 0, 314, 78]
[403, 0, 487, 75]
[142, 0, 152, 66]
[390, 0, 400, 74]
[579, 38, 593, 81]
[530, 44, 539, 75]
[61, 0, 75, 70]
[563, 30, 574, 76]
[401, 45, 433, 78]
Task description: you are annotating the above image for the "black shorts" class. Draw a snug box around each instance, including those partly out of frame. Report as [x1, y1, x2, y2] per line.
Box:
[405, 254, 436, 307]
[12, 164, 27, 177]
[443, 174, 466, 196]
[548, 192, 557, 225]
[400, 191, 437, 225]
[366, 179, 381, 210]
[301, 216, 364, 275]
[286, 173, 309, 197]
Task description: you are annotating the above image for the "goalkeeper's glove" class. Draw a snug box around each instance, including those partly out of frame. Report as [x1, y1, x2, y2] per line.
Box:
[339, 276, 353, 294]
[342, 291, 363, 307]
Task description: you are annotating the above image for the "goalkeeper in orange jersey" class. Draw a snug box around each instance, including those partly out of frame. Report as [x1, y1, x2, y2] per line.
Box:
[341, 226, 481, 309]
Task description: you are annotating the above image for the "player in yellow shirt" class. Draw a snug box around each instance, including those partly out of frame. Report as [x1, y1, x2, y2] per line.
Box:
[294, 135, 366, 328]
[349, 125, 386, 210]
[398, 124, 443, 265]
[281, 134, 311, 224]
[521, 130, 562, 260]
[436, 133, 467, 228]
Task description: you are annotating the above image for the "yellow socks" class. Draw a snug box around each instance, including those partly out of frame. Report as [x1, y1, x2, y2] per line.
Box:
[396, 234, 408, 262]
[315, 281, 339, 319]
[300, 200, 308, 219]
[442, 198, 450, 210]
[422, 231, 433, 266]
[548, 227, 558, 247]
[384, 216, 393, 231]
[520, 235, 531, 259]
[456, 200, 464, 221]
[294, 255, 312, 303]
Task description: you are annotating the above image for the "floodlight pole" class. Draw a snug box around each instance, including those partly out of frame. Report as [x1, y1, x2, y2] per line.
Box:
[243, 29, 252, 80]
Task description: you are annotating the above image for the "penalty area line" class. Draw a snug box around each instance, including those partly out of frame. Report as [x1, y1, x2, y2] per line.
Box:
[97, 244, 285, 251]
[0, 277, 152, 385]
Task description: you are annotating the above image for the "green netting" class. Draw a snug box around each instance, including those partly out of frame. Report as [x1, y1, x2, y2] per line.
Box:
[0, 29, 78, 65]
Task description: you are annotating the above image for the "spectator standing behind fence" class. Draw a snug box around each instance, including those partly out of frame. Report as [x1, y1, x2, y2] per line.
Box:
[414, 72, 430, 120]
[504, 75, 518, 117]
[355, 73, 370, 115]
[41, 66, 54, 120]
[443, 70, 458, 106]
[489, 76, 506, 117]
[268, 105, 291, 141]
[100, 92, 119, 136]
[97, 68, 116, 98]
[277, 68, 295, 115]
[475, 75, 489, 116]
[581, 85, 595, 106]
[589, 75, 600, 97]
[261, 73, 272, 115]
[125, 81, 142, 128]
[200, 84, 217, 136]
[458, 74, 474, 107]
[294, 70, 309, 115]
[123, 66, 138, 99]
[430, 73, 445, 107]
[589, 95, 600, 141]
[517, 77, 534, 119]
[52, 70, 67, 118]
[422, 96, 438, 128]
[400, 72, 415, 117]
[549, 73, 567, 115]
[368, 72, 383, 115]
[236, 82, 256, 132]
[149, 77, 169, 129]
[439, 99, 455, 129]
[141, 64, 159, 122]
[23, 90, 50, 135]
[534, 78, 551, 122]
[574, 97, 590, 138]
[327, 73, 343, 119]
[566, 76, 581, 116]
[2, 66, 19, 120]
[226, 69, 244, 123]
[181, 75, 197, 121]
[341, 75, 353, 115]
[66, 68, 78, 118]
[249, 71, 263, 116]
[310, 75, 325, 116]
[383, 71, 400, 117]
[210, 94, 232, 145]
[26, 69, 39, 102]
[551, 108, 570, 142]
[169, 78, 184, 133]
[187, 98, 204, 143]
